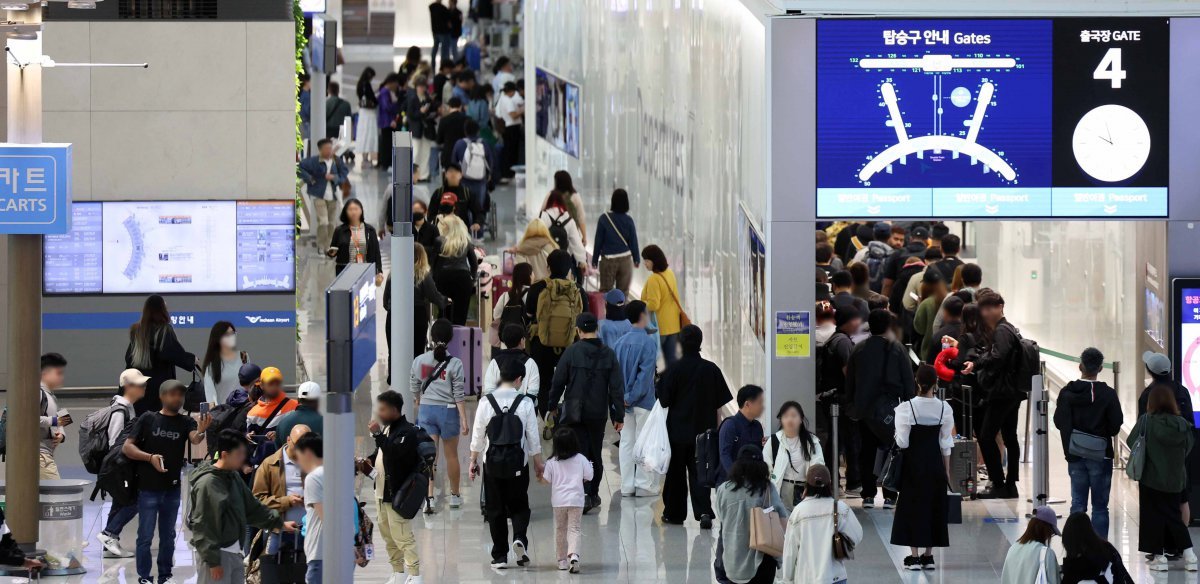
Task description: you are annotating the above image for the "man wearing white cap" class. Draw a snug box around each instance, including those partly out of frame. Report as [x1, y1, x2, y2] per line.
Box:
[96, 368, 148, 558]
[275, 381, 325, 448]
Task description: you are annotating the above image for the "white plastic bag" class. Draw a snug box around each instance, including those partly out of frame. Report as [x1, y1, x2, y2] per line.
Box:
[633, 402, 671, 475]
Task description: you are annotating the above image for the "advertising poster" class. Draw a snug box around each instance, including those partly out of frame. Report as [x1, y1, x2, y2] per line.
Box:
[775, 311, 811, 358]
[535, 67, 581, 158]
[739, 207, 767, 349]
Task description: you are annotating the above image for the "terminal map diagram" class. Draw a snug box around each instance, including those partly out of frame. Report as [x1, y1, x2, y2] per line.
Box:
[817, 20, 1053, 191]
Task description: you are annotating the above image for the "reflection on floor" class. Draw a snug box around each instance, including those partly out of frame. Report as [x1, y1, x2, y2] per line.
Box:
[7, 122, 1200, 584]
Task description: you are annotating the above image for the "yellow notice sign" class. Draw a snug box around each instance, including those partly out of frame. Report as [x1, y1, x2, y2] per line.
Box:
[775, 311, 811, 358]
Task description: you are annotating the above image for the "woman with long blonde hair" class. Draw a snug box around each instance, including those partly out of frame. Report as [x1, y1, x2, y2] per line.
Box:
[512, 218, 558, 281]
[433, 214, 478, 325]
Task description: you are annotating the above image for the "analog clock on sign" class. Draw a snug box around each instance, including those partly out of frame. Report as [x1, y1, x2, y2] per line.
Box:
[1071, 103, 1151, 183]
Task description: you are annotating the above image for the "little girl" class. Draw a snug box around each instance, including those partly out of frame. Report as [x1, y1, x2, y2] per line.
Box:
[541, 427, 593, 573]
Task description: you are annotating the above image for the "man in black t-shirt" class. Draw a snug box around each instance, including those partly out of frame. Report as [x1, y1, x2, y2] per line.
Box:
[123, 379, 210, 584]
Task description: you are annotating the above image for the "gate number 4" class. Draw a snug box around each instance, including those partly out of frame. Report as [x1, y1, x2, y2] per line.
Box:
[1093, 48, 1127, 89]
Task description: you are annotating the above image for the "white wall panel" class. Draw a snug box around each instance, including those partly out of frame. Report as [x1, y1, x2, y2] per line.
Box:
[89, 111, 247, 198]
[42, 111, 91, 199]
[247, 22, 299, 111]
[246, 110, 298, 197]
[41, 21, 294, 201]
[87, 23, 248, 111]
[41, 21, 91, 113]
[528, 0, 768, 387]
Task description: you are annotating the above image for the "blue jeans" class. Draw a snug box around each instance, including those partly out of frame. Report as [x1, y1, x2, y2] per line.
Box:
[103, 502, 138, 538]
[1068, 458, 1112, 538]
[306, 559, 323, 584]
[136, 488, 181, 582]
[432, 33, 459, 70]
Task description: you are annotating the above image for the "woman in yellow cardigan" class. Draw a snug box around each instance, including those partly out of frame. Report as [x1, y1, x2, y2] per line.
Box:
[641, 244, 684, 367]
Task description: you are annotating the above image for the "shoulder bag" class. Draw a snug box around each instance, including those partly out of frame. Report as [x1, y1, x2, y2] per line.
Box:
[1125, 414, 1148, 482]
[656, 273, 692, 327]
[832, 499, 855, 560]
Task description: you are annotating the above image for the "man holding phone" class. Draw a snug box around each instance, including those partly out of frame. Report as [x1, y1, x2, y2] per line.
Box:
[123, 379, 211, 584]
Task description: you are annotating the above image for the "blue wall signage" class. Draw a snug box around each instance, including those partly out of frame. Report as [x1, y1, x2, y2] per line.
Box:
[815, 18, 1170, 219]
[42, 310, 296, 330]
[0, 143, 72, 234]
[326, 264, 377, 392]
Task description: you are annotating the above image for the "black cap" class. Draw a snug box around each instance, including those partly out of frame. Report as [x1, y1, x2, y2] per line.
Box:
[576, 313, 598, 333]
[737, 444, 763, 462]
[922, 269, 944, 284]
[447, 96, 463, 108]
[444, 162, 462, 172]
[912, 226, 930, 239]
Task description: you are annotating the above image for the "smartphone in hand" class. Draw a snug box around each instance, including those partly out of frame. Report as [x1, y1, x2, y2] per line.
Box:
[199, 402, 210, 417]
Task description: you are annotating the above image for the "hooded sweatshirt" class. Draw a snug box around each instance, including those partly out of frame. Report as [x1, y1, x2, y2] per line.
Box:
[188, 461, 283, 567]
[513, 235, 556, 282]
[1128, 412, 1195, 493]
[1053, 379, 1122, 461]
[409, 351, 466, 406]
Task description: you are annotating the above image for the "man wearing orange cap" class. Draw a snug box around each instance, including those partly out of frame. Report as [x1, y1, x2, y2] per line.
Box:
[246, 366, 297, 447]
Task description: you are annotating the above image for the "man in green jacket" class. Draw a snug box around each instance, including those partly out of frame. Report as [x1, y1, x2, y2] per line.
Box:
[190, 429, 298, 583]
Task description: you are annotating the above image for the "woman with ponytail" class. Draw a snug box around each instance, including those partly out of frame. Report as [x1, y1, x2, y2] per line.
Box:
[410, 318, 468, 513]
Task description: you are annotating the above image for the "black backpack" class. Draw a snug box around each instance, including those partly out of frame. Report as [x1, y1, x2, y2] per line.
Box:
[391, 426, 437, 520]
[498, 292, 527, 332]
[206, 401, 253, 456]
[1007, 325, 1041, 397]
[484, 393, 527, 479]
[96, 432, 138, 506]
[546, 212, 573, 252]
[694, 419, 726, 489]
[816, 332, 848, 393]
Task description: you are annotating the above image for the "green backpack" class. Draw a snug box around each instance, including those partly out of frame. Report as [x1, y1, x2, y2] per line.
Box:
[535, 279, 582, 349]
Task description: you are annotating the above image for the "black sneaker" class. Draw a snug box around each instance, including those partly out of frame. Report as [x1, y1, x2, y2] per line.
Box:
[862, 498, 875, 509]
[699, 514, 713, 530]
[661, 515, 684, 525]
[882, 498, 896, 509]
[920, 554, 935, 571]
[903, 556, 922, 571]
[582, 495, 599, 515]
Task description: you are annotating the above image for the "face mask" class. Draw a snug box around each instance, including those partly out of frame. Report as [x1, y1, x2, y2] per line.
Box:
[412, 212, 425, 223]
[221, 334, 237, 350]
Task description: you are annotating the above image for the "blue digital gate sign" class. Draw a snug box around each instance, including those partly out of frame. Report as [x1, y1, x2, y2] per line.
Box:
[327, 264, 378, 392]
[816, 18, 1170, 218]
[0, 143, 72, 234]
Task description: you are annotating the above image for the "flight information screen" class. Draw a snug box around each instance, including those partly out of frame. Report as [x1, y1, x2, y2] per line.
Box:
[44, 200, 295, 294]
[816, 18, 1169, 218]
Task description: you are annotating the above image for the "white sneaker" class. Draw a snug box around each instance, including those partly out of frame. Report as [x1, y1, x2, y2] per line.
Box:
[569, 554, 580, 573]
[405, 575, 424, 584]
[635, 488, 657, 497]
[138, 579, 154, 584]
[383, 574, 405, 584]
[490, 558, 508, 569]
[557, 560, 568, 571]
[161, 578, 179, 584]
[448, 494, 463, 508]
[512, 539, 530, 566]
[97, 532, 134, 558]
[1150, 556, 1169, 572]
[1185, 548, 1198, 572]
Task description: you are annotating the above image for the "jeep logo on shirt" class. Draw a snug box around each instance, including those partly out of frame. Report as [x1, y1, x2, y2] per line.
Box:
[152, 427, 181, 440]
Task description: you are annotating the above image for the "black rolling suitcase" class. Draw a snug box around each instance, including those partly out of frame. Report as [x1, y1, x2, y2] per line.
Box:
[948, 384, 979, 499]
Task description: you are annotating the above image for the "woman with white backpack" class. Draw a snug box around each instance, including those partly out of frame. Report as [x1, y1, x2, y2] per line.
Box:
[1000, 506, 1062, 584]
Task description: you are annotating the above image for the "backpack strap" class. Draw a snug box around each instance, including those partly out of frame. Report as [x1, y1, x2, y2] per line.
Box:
[604, 213, 630, 250]
[260, 397, 291, 430]
[485, 393, 502, 414]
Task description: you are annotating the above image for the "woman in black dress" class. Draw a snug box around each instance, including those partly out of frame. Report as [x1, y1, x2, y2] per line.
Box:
[327, 198, 384, 285]
[125, 294, 196, 415]
[891, 364, 955, 571]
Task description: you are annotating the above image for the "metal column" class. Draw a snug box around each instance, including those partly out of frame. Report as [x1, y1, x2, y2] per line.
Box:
[389, 132, 415, 419]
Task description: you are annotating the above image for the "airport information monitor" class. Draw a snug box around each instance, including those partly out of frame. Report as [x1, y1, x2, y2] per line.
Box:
[816, 18, 1169, 218]
[43, 200, 296, 294]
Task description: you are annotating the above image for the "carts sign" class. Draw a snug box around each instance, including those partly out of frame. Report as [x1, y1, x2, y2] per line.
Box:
[0, 143, 71, 234]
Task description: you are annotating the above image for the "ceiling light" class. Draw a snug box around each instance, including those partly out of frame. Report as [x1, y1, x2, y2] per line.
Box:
[6, 30, 35, 39]
[0, 2, 29, 10]
[66, 0, 96, 7]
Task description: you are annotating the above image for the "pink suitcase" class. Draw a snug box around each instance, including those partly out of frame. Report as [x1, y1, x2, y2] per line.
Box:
[450, 325, 483, 396]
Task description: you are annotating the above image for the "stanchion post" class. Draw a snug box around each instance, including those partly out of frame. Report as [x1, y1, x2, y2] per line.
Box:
[831, 403, 840, 500]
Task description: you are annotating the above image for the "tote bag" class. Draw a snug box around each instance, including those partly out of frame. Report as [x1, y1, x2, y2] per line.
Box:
[748, 494, 786, 557]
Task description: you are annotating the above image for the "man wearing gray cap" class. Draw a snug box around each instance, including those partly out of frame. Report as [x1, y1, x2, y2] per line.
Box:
[96, 368, 149, 559]
[549, 313, 626, 513]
